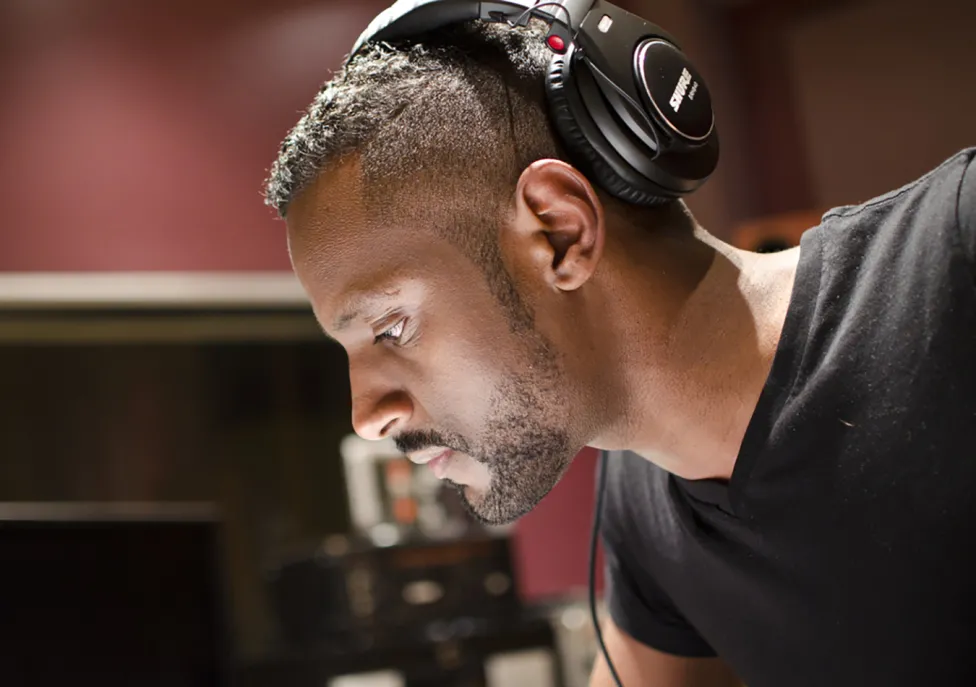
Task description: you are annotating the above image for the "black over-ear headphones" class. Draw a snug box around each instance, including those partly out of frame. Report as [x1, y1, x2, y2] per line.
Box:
[347, 0, 720, 206]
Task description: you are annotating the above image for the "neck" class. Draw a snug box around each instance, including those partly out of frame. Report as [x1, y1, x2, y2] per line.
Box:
[590, 219, 799, 481]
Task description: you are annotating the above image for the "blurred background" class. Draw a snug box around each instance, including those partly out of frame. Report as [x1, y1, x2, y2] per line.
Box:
[0, 0, 972, 685]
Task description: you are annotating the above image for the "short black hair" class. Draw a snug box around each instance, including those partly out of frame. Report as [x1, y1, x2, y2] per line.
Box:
[264, 20, 561, 218]
[266, 20, 571, 332]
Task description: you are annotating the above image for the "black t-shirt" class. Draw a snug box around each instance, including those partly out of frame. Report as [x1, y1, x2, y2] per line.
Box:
[601, 148, 976, 687]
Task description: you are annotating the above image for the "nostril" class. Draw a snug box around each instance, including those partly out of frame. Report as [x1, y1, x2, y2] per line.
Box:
[379, 417, 398, 438]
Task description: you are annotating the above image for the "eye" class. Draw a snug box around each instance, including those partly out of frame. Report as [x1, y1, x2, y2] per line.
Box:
[374, 318, 406, 345]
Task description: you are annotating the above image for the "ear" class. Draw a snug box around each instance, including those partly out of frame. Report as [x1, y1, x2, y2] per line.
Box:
[505, 159, 605, 292]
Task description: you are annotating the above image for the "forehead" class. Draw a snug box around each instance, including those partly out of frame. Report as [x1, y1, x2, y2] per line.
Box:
[284, 157, 472, 323]
[286, 156, 368, 274]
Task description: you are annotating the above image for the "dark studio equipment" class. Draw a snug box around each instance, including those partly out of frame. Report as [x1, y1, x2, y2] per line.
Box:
[253, 534, 564, 686]
[268, 535, 521, 651]
[242, 613, 560, 687]
[0, 503, 231, 687]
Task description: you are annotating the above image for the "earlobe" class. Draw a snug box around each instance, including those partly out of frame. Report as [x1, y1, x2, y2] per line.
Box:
[514, 159, 605, 292]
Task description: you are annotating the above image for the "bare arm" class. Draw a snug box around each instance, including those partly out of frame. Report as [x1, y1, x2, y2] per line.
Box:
[589, 618, 741, 687]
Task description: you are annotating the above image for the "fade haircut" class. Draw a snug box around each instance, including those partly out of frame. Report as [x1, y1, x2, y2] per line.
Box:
[264, 20, 559, 218]
[264, 20, 564, 330]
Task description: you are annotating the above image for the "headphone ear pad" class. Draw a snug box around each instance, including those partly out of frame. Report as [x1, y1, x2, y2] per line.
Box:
[545, 54, 667, 207]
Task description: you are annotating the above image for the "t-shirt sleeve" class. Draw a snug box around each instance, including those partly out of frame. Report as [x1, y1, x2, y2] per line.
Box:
[957, 148, 976, 270]
[603, 534, 717, 658]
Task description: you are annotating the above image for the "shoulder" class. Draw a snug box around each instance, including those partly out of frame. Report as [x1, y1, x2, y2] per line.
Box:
[811, 148, 976, 299]
[759, 150, 976, 424]
[821, 147, 974, 224]
[957, 148, 976, 266]
[818, 148, 975, 270]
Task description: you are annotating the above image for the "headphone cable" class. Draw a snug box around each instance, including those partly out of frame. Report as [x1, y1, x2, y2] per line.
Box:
[590, 449, 624, 687]
[582, 56, 664, 158]
[507, 2, 574, 28]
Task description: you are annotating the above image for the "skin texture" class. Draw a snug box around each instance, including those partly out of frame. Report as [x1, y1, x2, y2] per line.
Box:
[287, 152, 799, 529]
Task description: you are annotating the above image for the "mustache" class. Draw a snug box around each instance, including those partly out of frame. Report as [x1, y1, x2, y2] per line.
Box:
[394, 429, 453, 454]
[395, 429, 471, 456]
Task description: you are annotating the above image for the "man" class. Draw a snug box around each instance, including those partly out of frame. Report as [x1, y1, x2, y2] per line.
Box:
[264, 16, 976, 687]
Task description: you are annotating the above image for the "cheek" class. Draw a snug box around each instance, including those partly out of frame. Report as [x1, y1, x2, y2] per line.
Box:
[414, 344, 500, 428]
[411, 313, 518, 426]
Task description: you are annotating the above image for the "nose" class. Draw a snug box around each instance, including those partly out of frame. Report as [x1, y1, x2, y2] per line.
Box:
[350, 365, 413, 441]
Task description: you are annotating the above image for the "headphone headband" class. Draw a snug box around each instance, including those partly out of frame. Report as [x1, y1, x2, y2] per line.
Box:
[347, 0, 595, 64]
[346, 0, 720, 203]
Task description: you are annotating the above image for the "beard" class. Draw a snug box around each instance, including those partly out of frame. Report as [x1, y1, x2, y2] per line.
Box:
[394, 257, 583, 525]
[395, 369, 577, 526]
[451, 425, 574, 525]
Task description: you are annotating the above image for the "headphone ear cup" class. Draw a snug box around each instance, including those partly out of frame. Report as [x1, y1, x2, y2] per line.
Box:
[545, 54, 668, 207]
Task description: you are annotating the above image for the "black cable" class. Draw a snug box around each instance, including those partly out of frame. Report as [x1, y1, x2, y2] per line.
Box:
[508, 1, 574, 29]
[582, 56, 663, 157]
[590, 449, 624, 687]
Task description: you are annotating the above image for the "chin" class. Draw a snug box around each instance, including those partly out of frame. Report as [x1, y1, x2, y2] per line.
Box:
[452, 484, 497, 525]
[461, 484, 484, 505]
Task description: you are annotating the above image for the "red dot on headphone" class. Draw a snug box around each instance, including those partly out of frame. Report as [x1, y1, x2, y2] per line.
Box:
[546, 35, 566, 53]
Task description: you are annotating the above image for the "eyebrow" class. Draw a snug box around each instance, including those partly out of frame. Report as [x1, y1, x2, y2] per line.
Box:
[331, 288, 401, 333]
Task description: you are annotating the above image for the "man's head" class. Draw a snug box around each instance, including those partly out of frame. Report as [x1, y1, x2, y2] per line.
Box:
[265, 20, 688, 524]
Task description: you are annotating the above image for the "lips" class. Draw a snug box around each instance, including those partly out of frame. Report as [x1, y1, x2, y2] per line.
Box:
[427, 450, 454, 479]
[408, 448, 454, 479]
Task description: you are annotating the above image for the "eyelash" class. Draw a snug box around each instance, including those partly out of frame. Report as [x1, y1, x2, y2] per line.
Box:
[374, 318, 407, 345]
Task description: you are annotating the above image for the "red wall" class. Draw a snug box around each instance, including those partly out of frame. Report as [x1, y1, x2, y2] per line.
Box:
[786, 0, 976, 208]
[513, 448, 606, 601]
[0, 0, 382, 271]
[0, 0, 753, 273]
